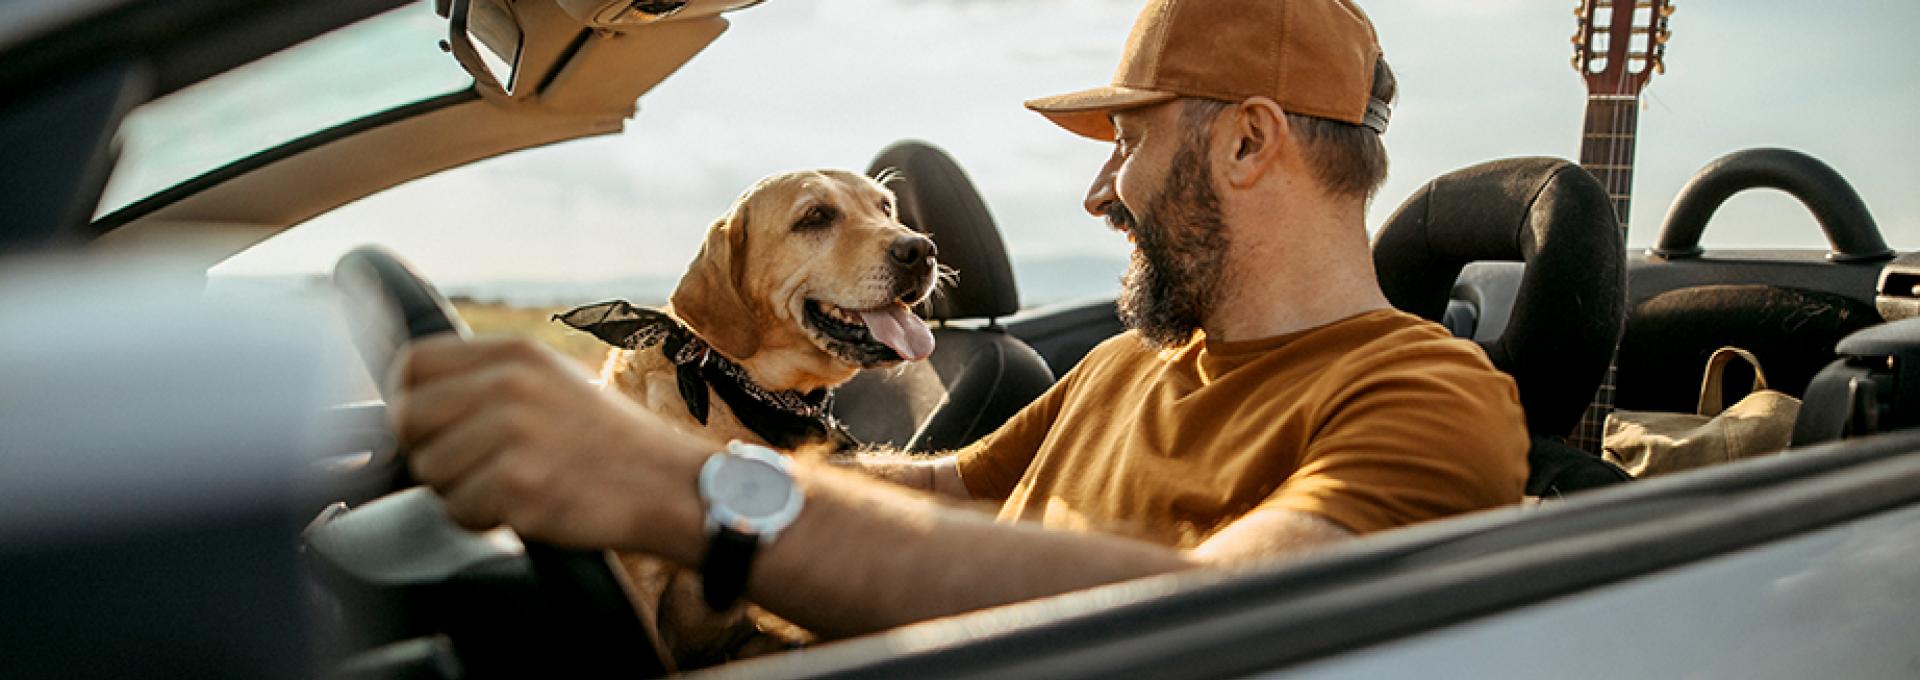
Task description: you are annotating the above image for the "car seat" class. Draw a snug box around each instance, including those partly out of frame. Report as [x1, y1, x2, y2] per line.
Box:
[830, 141, 1055, 451]
[1792, 317, 1920, 446]
[1371, 157, 1630, 496]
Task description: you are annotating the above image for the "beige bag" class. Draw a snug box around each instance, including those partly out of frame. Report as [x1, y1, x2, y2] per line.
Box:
[1602, 347, 1802, 477]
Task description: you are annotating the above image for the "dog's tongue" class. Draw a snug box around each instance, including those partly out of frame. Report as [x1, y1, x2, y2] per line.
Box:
[859, 303, 935, 361]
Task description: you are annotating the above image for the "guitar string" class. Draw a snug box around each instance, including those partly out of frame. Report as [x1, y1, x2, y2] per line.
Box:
[1594, 4, 1631, 450]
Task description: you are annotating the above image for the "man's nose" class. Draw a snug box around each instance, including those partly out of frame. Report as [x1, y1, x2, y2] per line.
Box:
[889, 234, 937, 268]
[1084, 153, 1121, 217]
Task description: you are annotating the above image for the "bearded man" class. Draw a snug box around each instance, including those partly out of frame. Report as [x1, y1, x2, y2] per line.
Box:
[394, 0, 1528, 644]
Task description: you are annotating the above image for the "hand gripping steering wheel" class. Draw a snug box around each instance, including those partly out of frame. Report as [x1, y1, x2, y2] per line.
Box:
[332, 246, 666, 676]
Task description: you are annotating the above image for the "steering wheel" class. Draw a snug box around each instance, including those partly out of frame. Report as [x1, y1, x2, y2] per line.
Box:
[331, 246, 666, 676]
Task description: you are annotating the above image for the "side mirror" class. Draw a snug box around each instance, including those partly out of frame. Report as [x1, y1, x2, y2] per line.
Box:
[448, 0, 523, 95]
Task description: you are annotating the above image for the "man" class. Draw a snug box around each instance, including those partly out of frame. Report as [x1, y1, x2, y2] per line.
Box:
[395, 0, 1527, 641]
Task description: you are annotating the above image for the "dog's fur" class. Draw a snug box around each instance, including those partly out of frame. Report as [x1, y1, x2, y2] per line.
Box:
[595, 169, 939, 670]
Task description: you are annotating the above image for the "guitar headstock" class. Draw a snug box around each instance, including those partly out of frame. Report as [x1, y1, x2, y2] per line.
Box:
[1572, 0, 1674, 96]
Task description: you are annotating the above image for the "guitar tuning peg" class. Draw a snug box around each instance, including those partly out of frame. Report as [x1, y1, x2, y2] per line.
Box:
[1662, 4, 1677, 17]
[1653, 56, 1667, 75]
[1655, 29, 1672, 44]
[1574, 3, 1586, 17]
[1571, 53, 1584, 70]
[1572, 30, 1585, 45]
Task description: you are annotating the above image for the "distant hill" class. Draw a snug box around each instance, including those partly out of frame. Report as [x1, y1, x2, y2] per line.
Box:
[421, 254, 1129, 309]
[1006, 254, 1127, 307]
[439, 276, 680, 308]
[204, 254, 1129, 311]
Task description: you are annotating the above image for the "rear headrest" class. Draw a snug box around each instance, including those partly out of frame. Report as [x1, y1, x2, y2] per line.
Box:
[867, 141, 1019, 321]
[1372, 157, 1624, 436]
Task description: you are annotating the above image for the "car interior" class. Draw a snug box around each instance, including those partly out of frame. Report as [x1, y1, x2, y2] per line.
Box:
[5, 0, 1920, 678]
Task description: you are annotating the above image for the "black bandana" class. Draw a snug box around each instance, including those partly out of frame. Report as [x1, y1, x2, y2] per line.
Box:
[554, 300, 860, 452]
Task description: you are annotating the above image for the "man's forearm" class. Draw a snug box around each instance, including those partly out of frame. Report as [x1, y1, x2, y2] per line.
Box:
[744, 465, 1195, 638]
[632, 459, 1360, 639]
[621, 447, 1193, 639]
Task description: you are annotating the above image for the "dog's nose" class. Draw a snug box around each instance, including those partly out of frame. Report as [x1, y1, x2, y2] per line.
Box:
[889, 235, 937, 267]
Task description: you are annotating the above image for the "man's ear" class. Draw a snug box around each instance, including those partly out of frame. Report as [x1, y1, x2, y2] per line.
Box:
[668, 201, 762, 361]
[1222, 97, 1294, 189]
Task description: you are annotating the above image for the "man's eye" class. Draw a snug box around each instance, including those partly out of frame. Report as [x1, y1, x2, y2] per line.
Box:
[794, 205, 837, 231]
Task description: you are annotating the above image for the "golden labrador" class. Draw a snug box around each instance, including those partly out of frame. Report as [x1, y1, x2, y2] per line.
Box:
[606, 168, 937, 436]
[557, 168, 941, 669]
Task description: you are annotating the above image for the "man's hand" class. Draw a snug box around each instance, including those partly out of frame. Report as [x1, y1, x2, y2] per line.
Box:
[393, 336, 709, 555]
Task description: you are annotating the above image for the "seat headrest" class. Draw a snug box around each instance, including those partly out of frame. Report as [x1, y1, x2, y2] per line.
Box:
[1372, 157, 1625, 436]
[867, 140, 1019, 321]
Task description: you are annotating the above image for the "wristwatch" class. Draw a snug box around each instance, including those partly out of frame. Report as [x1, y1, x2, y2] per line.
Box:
[697, 440, 804, 610]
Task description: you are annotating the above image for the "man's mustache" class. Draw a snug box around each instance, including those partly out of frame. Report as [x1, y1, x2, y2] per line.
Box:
[1105, 201, 1137, 234]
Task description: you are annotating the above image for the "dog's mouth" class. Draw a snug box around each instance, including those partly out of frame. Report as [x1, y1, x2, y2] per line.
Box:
[804, 298, 935, 365]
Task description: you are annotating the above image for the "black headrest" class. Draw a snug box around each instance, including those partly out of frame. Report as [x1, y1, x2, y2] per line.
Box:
[1372, 157, 1625, 436]
[868, 141, 1019, 321]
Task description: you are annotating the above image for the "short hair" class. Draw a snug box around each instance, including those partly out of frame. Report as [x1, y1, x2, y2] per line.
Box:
[1182, 58, 1397, 201]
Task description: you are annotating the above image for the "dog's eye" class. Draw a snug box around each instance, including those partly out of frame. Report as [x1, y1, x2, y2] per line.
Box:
[793, 205, 837, 231]
[878, 198, 893, 215]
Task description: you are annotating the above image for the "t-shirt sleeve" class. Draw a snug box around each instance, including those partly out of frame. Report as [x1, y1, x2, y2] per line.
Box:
[952, 353, 1084, 502]
[1260, 341, 1530, 534]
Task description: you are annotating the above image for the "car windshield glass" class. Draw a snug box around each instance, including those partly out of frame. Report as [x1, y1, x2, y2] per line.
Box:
[93, 5, 470, 217]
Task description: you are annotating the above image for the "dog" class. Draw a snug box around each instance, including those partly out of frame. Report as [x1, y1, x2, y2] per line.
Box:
[556, 169, 942, 670]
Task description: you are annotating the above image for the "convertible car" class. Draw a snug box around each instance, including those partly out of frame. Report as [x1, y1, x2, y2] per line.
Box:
[4, 1, 1918, 678]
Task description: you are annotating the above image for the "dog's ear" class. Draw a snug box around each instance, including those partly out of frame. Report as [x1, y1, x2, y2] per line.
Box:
[669, 201, 762, 361]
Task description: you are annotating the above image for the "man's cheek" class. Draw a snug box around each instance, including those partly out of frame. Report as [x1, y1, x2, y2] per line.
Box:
[1113, 164, 1141, 213]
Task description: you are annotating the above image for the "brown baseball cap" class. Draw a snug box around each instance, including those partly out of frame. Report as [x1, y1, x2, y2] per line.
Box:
[1026, 0, 1388, 141]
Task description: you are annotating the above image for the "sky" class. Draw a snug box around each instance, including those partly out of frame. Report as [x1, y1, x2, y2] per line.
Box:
[101, 0, 1920, 304]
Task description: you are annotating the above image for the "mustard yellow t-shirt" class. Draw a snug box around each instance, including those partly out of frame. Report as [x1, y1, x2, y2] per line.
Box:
[955, 309, 1528, 548]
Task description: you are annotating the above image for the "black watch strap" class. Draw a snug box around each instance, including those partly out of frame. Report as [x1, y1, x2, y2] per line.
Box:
[701, 525, 758, 610]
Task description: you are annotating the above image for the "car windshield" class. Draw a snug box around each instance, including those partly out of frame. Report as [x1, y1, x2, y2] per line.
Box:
[113, 2, 1916, 314]
[93, 5, 470, 217]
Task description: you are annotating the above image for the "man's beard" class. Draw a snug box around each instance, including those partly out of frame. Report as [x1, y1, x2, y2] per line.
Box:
[1112, 140, 1231, 350]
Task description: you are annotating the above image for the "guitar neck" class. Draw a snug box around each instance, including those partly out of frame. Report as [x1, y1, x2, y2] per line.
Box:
[1579, 96, 1640, 235]
[1566, 95, 1640, 454]
[1567, 0, 1673, 457]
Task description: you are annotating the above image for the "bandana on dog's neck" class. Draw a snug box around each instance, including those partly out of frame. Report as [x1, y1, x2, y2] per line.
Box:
[554, 300, 860, 452]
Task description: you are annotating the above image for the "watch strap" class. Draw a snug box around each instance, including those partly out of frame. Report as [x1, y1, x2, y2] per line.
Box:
[701, 524, 758, 610]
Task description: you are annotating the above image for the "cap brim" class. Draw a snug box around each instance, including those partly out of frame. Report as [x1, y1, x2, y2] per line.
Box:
[1025, 86, 1180, 141]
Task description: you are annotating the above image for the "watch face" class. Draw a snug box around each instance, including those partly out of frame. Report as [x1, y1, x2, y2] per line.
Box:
[713, 456, 792, 520]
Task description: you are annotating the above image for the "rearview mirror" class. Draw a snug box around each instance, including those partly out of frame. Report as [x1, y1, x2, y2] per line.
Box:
[449, 0, 523, 95]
